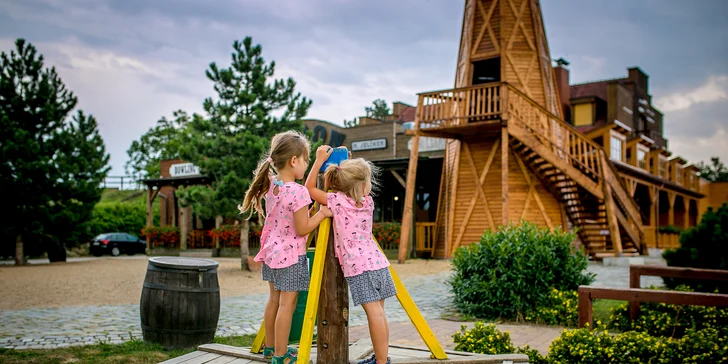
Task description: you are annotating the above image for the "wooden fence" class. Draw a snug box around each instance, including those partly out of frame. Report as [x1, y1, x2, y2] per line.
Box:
[578, 265, 728, 329]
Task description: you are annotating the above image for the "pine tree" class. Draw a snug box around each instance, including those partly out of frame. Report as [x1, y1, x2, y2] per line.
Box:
[176, 37, 311, 270]
[0, 39, 109, 264]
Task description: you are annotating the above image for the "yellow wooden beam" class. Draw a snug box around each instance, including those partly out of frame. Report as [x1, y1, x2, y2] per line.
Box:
[374, 235, 448, 360]
[297, 217, 332, 364]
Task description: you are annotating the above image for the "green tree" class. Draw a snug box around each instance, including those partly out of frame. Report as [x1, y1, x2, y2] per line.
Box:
[697, 157, 728, 182]
[176, 36, 311, 270]
[365, 98, 390, 120]
[125, 110, 191, 179]
[343, 117, 359, 128]
[0, 39, 109, 264]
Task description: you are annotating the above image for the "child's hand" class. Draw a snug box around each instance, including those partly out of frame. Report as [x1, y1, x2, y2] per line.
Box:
[319, 205, 333, 218]
[315, 145, 333, 164]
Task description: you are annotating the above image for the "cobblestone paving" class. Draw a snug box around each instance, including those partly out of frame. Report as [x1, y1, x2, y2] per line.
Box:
[0, 262, 661, 349]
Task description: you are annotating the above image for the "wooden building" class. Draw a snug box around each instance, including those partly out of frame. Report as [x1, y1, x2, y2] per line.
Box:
[397, 0, 709, 262]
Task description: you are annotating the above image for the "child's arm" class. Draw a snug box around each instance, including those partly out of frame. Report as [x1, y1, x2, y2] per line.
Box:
[293, 205, 332, 236]
[306, 145, 333, 205]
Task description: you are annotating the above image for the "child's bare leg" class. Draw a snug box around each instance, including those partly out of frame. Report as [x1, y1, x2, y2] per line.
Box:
[274, 291, 299, 357]
[379, 300, 389, 349]
[363, 301, 388, 362]
[264, 282, 280, 349]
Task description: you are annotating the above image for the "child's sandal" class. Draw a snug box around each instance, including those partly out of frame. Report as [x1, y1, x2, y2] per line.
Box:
[262, 346, 274, 360]
[271, 349, 298, 364]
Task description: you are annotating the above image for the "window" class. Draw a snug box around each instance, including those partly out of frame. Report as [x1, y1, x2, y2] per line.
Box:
[573, 103, 593, 126]
[471, 58, 500, 85]
[610, 135, 623, 161]
[637, 148, 647, 170]
[659, 157, 667, 178]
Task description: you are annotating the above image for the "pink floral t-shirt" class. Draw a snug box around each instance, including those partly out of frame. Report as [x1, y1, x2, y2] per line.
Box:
[253, 178, 312, 268]
[327, 192, 390, 277]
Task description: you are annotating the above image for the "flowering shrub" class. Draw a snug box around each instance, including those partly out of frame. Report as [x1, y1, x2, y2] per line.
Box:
[548, 325, 728, 364]
[141, 226, 179, 248]
[373, 222, 400, 249]
[209, 225, 242, 247]
[524, 289, 578, 327]
[450, 222, 594, 321]
[452, 322, 546, 364]
[453, 322, 515, 354]
[608, 285, 728, 338]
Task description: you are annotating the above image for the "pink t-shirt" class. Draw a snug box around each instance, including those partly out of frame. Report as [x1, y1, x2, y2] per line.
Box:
[253, 178, 312, 268]
[327, 192, 390, 277]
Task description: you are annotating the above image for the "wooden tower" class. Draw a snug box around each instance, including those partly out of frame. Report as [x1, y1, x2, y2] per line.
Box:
[398, 0, 645, 262]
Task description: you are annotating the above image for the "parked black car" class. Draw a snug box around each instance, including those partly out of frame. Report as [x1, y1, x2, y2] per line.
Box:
[89, 233, 146, 257]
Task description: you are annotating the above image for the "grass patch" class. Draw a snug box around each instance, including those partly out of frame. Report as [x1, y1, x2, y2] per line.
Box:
[593, 299, 622, 325]
[0, 335, 255, 364]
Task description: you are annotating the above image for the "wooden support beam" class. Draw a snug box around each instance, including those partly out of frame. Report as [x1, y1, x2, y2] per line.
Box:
[399, 95, 424, 264]
[390, 170, 406, 188]
[668, 192, 676, 226]
[603, 181, 623, 256]
[614, 207, 639, 250]
[145, 186, 154, 255]
[501, 126, 509, 225]
[318, 220, 348, 362]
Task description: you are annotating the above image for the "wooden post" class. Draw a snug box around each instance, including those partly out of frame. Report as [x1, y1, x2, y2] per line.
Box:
[146, 186, 153, 255]
[501, 125, 509, 225]
[317, 195, 348, 362]
[180, 206, 189, 250]
[578, 287, 593, 329]
[667, 192, 675, 226]
[15, 234, 24, 266]
[399, 95, 424, 264]
[601, 152, 623, 256]
[213, 215, 223, 257]
[629, 269, 641, 321]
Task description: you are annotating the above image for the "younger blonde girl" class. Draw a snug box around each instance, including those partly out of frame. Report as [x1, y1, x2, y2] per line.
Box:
[305, 145, 395, 364]
[240, 131, 332, 364]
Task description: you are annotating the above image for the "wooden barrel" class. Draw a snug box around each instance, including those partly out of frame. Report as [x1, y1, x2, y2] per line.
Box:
[140, 257, 220, 349]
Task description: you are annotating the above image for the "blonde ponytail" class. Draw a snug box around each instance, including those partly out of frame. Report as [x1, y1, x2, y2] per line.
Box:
[239, 157, 272, 219]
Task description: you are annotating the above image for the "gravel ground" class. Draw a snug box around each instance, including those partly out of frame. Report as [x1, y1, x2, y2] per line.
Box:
[0, 256, 452, 310]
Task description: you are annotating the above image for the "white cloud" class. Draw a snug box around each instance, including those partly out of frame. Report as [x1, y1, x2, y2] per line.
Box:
[667, 128, 728, 166]
[655, 75, 728, 112]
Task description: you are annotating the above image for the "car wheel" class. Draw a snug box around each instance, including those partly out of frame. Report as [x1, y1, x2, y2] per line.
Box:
[111, 246, 120, 257]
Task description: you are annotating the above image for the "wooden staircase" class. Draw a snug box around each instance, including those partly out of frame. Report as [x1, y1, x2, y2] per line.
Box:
[504, 84, 644, 258]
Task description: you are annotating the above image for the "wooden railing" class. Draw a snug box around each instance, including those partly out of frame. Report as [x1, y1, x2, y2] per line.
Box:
[415, 222, 437, 253]
[628, 265, 728, 320]
[658, 232, 680, 249]
[579, 265, 728, 329]
[188, 230, 214, 249]
[505, 85, 603, 181]
[417, 83, 502, 129]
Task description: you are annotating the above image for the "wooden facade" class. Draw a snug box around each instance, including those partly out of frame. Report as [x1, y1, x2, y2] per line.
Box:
[399, 0, 648, 262]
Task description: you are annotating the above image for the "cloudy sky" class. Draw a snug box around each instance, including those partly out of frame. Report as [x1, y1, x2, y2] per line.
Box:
[1, 0, 727, 175]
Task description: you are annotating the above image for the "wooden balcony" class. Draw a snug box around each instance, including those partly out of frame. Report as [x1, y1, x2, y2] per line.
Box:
[408, 82, 505, 138]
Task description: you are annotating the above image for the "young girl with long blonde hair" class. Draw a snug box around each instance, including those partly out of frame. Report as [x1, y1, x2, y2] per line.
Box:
[305, 145, 395, 364]
[240, 131, 332, 364]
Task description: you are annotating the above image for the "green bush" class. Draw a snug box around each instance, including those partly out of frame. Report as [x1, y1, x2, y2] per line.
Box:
[548, 325, 615, 363]
[449, 222, 594, 321]
[524, 289, 578, 327]
[86, 203, 147, 240]
[452, 322, 547, 364]
[608, 286, 728, 338]
[452, 322, 515, 354]
[662, 203, 728, 293]
[547, 326, 728, 364]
